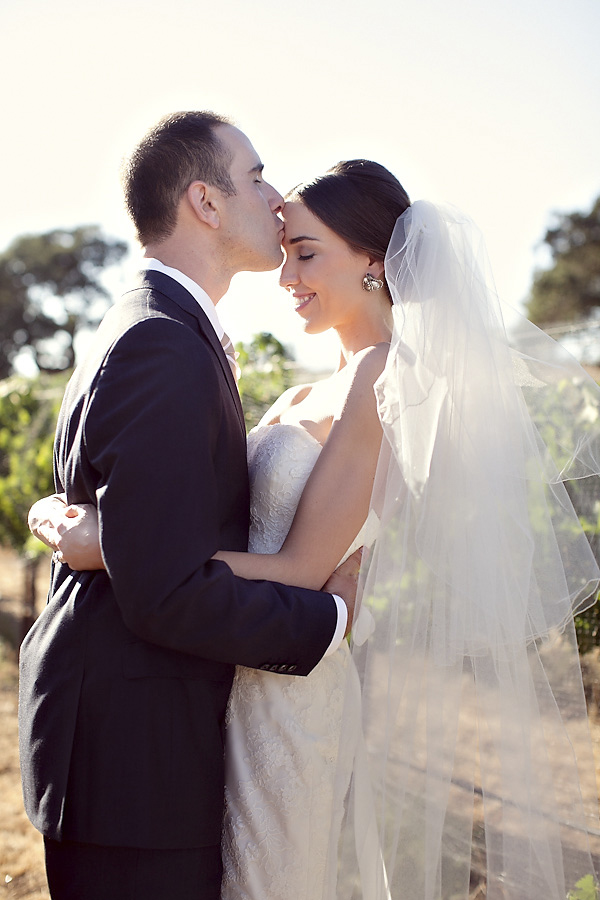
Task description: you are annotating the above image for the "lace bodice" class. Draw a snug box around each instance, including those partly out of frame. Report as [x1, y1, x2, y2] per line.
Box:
[246, 423, 322, 554]
[246, 422, 368, 563]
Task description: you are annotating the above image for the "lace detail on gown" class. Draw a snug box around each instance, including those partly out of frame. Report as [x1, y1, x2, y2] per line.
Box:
[221, 424, 361, 900]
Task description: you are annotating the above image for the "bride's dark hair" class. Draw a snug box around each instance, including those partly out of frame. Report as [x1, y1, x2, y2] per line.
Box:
[286, 160, 410, 265]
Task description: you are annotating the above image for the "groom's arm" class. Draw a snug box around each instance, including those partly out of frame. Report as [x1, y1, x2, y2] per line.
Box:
[83, 316, 339, 674]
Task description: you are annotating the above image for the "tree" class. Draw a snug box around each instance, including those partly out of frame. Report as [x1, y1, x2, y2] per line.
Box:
[572, 471, 600, 656]
[0, 226, 127, 378]
[0, 373, 66, 638]
[236, 332, 296, 431]
[526, 196, 600, 326]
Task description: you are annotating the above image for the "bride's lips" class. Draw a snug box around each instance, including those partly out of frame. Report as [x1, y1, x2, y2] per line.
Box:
[293, 293, 315, 313]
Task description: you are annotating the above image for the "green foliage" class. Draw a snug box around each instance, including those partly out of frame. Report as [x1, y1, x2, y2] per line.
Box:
[571, 470, 600, 654]
[0, 226, 127, 377]
[567, 874, 600, 900]
[236, 332, 296, 431]
[0, 332, 293, 555]
[0, 373, 66, 554]
[526, 371, 600, 653]
[575, 600, 600, 655]
[526, 196, 600, 326]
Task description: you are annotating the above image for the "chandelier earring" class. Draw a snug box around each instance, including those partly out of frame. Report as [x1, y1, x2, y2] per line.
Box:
[362, 273, 384, 292]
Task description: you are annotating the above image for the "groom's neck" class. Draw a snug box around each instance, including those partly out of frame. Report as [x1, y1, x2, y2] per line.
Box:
[143, 236, 231, 305]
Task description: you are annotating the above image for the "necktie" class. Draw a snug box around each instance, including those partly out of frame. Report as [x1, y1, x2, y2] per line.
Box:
[221, 332, 240, 382]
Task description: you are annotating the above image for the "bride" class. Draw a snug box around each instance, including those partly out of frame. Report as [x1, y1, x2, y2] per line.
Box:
[30, 161, 600, 899]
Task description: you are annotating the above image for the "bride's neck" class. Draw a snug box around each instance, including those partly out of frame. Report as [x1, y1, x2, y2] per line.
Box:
[334, 308, 393, 372]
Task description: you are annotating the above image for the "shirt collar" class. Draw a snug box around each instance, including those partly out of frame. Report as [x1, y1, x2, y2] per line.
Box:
[142, 258, 225, 341]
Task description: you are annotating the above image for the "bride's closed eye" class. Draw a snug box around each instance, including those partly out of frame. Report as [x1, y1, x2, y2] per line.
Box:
[298, 253, 314, 261]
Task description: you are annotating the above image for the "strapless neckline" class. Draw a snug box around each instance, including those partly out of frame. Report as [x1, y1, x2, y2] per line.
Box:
[249, 421, 323, 449]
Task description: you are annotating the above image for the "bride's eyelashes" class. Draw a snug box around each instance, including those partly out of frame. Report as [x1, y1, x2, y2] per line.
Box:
[298, 253, 314, 261]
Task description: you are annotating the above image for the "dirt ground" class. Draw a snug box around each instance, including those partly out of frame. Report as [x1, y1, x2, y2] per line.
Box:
[1, 547, 50, 899]
[0, 639, 49, 899]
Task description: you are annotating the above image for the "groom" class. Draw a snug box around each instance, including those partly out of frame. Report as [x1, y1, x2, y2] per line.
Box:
[19, 111, 356, 900]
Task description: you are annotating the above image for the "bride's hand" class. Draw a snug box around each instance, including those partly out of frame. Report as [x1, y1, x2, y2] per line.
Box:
[55, 503, 104, 570]
[29, 495, 104, 570]
[28, 494, 68, 551]
[322, 548, 363, 637]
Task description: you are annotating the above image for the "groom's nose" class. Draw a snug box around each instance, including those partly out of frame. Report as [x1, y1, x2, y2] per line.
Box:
[266, 182, 284, 213]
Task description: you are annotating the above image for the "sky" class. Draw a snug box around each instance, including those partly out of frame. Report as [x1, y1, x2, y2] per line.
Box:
[1, 0, 599, 371]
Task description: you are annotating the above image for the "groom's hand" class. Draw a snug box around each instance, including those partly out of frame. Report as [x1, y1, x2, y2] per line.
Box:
[322, 548, 363, 637]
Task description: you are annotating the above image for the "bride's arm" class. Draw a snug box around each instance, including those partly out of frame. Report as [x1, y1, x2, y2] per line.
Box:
[214, 344, 387, 590]
[28, 493, 68, 550]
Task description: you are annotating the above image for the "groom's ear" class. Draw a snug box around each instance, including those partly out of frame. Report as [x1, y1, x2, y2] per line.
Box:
[186, 181, 221, 229]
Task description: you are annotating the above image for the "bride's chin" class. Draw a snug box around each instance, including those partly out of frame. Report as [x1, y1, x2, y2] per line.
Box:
[303, 320, 329, 336]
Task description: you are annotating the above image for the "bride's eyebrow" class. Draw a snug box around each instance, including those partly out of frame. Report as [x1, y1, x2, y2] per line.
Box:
[287, 235, 320, 244]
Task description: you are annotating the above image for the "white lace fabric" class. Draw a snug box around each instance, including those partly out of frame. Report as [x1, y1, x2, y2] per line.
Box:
[221, 424, 363, 900]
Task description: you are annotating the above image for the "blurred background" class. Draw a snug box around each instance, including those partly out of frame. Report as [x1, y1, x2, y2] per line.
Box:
[2, 0, 600, 370]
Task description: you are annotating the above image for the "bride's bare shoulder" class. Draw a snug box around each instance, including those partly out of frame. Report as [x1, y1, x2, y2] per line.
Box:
[347, 342, 390, 388]
[304, 343, 388, 433]
[258, 382, 314, 426]
[328, 342, 390, 423]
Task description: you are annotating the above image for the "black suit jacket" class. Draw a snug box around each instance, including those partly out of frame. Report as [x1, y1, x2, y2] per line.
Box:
[18, 271, 337, 849]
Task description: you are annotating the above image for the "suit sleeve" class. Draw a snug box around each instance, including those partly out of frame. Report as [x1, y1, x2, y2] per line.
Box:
[83, 316, 337, 674]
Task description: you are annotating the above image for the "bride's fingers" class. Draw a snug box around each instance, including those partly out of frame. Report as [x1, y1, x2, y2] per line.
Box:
[64, 503, 95, 519]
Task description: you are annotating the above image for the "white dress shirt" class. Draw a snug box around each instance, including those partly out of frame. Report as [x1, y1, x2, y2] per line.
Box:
[141, 259, 348, 655]
[143, 257, 226, 340]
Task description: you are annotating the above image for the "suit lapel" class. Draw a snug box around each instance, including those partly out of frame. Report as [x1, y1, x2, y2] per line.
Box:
[138, 270, 246, 433]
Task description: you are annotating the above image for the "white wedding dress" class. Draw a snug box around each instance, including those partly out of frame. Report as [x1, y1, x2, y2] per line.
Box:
[221, 423, 363, 900]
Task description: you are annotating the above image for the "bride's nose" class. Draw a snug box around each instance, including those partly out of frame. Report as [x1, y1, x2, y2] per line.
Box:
[279, 259, 298, 290]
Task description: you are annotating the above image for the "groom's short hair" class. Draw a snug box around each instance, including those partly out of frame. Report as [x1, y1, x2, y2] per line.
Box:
[122, 111, 236, 246]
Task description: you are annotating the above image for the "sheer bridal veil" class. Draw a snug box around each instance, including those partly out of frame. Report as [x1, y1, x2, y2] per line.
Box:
[328, 201, 600, 900]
